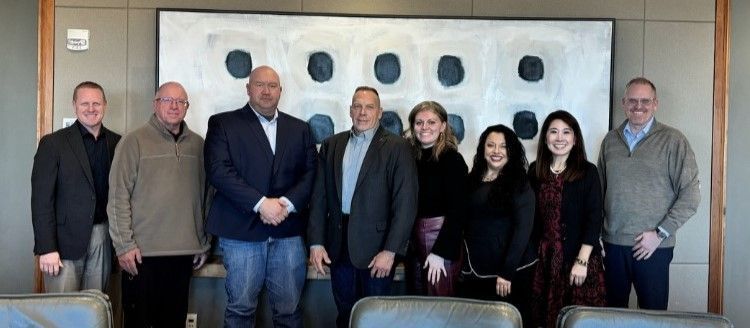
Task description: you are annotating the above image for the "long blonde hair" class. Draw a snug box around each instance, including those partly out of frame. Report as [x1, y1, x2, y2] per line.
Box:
[404, 101, 458, 160]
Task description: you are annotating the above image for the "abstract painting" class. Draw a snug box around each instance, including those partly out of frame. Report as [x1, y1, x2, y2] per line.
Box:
[158, 10, 613, 162]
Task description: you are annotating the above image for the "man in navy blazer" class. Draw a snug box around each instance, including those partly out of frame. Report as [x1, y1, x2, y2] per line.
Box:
[308, 86, 418, 327]
[31, 81, 120, 292]
[204, 66, 317, 327]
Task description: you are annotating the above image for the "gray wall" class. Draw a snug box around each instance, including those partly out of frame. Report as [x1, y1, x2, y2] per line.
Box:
[724, 0, 750, 327]
[8, 0, 713, 325]
[0, 0, 38, 294]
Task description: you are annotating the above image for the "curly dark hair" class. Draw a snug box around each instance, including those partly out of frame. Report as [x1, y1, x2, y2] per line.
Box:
[468, 124, 529, 208]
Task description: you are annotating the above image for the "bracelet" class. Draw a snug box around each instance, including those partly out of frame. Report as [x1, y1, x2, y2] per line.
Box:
[575, 258, 588, 267]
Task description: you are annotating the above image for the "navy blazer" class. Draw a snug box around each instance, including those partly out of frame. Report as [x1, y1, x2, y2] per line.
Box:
[307, 126, 418, 269]
[31, 123, 120, 259]
[528, 161, 604, 264]
[204, 104, 317, 241]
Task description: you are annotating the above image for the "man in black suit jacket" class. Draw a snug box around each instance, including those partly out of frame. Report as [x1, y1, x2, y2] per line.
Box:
[31, 81, 120, 292]
[205, 66, 317, 327]
[308, 86, 418, 327]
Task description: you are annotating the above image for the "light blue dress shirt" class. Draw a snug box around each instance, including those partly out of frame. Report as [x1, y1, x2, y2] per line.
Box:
[623, 116, 655, 152]
[341, 125, 377, 214]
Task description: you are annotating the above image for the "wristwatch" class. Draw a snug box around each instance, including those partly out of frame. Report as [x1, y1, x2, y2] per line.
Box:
[656, 227, 669, 240]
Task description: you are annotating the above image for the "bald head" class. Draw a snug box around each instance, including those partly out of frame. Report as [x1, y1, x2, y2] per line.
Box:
[246, 66, 282, 117]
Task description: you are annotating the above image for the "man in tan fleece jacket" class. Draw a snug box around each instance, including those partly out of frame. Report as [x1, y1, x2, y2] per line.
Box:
[108, 81, 210, 328]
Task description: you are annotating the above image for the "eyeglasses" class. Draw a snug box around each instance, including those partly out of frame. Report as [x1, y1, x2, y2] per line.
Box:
[155, 97, 189, 107]
[624, 98, 655, 107]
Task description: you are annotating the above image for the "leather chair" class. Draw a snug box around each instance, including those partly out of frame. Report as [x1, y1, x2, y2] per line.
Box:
[349, 296, 523, 328]
[0, 289, 113, 327]
[556, 305, 733, 328]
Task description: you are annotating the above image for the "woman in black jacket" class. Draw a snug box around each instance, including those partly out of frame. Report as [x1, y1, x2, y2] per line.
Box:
[529, 110, 607, 328]
[460, 124, 536, 326]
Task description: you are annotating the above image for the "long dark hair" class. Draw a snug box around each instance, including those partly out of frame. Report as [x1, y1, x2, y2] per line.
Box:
[404, 101, 458, 161]
[534, 110, 587, 182]
[469, 124, 529, 208]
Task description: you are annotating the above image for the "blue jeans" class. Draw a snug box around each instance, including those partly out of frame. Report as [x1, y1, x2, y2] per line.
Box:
[220, 236, 307, 328]
[330, 250, 394, 328]
[604, 242, 674, 310]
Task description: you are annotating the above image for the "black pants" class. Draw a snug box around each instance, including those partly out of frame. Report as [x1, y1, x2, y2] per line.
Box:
[460, 264, 535, 328]
[122, 255, 194, 328]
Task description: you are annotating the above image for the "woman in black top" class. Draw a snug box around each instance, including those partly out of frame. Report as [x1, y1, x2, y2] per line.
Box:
[461, 124, 536, 326]
[529, 110, 606, 328]
[404, 101, 468, 296]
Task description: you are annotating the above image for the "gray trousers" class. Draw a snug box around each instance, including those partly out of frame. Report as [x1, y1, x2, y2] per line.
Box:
[44, 223, 111, 292]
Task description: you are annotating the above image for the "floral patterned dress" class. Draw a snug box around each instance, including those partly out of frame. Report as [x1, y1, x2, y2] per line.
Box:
[531, 174, 606, 328]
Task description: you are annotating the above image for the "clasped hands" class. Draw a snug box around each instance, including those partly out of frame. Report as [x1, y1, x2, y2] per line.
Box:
[259, 197, 289, 226]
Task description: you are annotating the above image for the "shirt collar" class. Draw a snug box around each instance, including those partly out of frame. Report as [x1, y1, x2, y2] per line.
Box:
[350, 124, 378, 141]
[625, 116, 655, 137]
[249, 104, 278, 123]
[75, 120, 102, 139]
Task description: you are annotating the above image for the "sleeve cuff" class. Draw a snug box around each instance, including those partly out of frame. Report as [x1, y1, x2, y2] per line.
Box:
[253, 196, 266, 213]
[280, 196, 296, 213]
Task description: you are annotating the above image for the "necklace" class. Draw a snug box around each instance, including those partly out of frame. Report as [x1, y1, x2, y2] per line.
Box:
[482, 172, 498, 182]
[550, 164, 566, 175]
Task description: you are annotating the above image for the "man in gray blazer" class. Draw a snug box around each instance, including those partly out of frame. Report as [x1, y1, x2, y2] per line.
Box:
[31, 81, 120, 292]
[308, 86, 418, 328]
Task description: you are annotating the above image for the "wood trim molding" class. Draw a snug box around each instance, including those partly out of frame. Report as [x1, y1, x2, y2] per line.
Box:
[708, 0, 729, 314]
[35, 0, 54, 294]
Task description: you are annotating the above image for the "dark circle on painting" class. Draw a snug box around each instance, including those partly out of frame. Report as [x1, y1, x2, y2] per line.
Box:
[380, 111, 403, 136]
[308, 52, 334, 83]
[225, 50, 253, 79]
[447, 114, 465, 143]
[374, 53, 401, 84]
[513, 110, 538, 140]
[518, 55, 544, 81]
[437, 55, 464, 87]
[308, 114, 334, 144]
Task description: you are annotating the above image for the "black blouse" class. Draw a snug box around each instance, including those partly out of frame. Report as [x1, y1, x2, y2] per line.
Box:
[415, 147, 468, 261]
[462, 178, 536, 280]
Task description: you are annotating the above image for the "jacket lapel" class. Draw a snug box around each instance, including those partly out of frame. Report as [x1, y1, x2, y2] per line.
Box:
[271, 113, 288, 177]
[333, 132, 348, 205]
[354, 126, 387, 191]
[241, 105, 274, 165]
[65, 125, 95, 188]
[103, 127, 118, 163]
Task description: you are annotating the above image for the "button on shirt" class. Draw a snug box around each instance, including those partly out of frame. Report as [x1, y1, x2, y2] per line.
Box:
[341, 126, 377, 214]
[249, 107, 296, 213]
[76, 121, 110, 224]
[624, 117, 655, 152]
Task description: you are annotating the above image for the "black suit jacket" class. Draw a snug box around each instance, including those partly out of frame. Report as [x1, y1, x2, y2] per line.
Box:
[528, 161, 604, 264]
[31, 124, 121, 260]
[204, 104, 317, 241]
[308, 126, 418, 269]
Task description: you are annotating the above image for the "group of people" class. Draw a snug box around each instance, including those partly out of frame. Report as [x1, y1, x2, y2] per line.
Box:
[31, 66, 700, 328]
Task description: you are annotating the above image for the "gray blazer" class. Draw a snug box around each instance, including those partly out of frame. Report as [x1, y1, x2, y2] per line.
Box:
[308, 126, 418, 269]
[31, 124, 120, 260]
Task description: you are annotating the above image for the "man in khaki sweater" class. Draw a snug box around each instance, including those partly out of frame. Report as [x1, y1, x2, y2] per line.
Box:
[598, 77, 700, 310]
[108, 81, 210, 327]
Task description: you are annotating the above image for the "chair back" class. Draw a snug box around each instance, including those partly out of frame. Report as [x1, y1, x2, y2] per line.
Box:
[0, 289, 113, 328]
[557, 306, 733, 328]
[350, 295, 522, 328]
